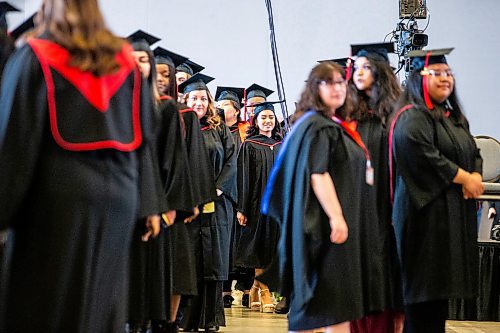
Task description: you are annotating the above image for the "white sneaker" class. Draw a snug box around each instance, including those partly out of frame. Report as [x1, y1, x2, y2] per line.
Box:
[231, 290, 244, 306]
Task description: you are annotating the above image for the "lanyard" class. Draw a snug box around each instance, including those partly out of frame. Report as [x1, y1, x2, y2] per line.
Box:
[332, 116, 373, 186]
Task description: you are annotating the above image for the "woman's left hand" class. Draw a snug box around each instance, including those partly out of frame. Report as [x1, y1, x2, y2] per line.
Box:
[142, 215, 161, 242]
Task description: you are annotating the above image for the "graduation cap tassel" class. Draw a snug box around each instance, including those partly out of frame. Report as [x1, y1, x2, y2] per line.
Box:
[264, 0, 291, 132]
[243, 88, 247, 122]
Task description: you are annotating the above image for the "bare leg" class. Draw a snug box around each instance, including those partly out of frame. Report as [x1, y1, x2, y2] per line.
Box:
[170, 294, 181, 323]
[324, 322, 350, 333]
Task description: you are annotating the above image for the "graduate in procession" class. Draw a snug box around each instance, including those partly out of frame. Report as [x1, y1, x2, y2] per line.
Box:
[260, 61, 378, 333]
[178, 73, 237, 332]
[234, 101, 283, 313]
[0, 1, 163, 331]
[344, 43, 404, 333]
[389, 48, 484, 333]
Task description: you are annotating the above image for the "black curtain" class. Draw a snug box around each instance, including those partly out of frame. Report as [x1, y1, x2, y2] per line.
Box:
[449, 242, 500, 321]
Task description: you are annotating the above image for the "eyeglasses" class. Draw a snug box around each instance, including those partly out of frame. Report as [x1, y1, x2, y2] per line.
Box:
[420, 69, 454, 77]
[318, 78, 347, 87]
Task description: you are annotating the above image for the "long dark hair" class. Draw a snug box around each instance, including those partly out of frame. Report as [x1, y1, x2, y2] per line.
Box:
[35, 0, 125, 76]
[390, 69, 466, 124]
[345, 55, 401, 124]
[246, 112, 283, 141]
[163, 62, 178, 101]
[132, 42, 160, 103]
[294, 61, 350, 122]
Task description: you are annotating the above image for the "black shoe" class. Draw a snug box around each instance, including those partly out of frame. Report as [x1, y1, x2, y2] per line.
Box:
[204, 326, 219, 332]
[274, 297, 289, 314]
[223, 295, 234, 308]
[241, 294, 249, 308]
[152, 321, 179, 333]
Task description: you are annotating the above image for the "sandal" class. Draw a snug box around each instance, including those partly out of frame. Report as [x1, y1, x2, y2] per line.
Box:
[259, 289, 275, 313]
[249, 286, 261, 311]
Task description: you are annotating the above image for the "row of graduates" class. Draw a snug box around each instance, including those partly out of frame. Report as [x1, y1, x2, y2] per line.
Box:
[0, 3, 282, 333]
[127, 29, 286, 332]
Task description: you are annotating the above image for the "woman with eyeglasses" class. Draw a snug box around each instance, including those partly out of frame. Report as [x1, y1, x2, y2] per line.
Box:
[345, 43, 404, 333]
[261, 61, 381, 333]
[389, 48, 483, 333]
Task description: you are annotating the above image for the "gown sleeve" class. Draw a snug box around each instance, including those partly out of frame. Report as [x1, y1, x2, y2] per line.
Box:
[236, 141, 251, 215]
[0, 46, 49, 230]
[215, 124, 238, 203]
[393, 108, 459, 210]
[157, 100, 195, 213]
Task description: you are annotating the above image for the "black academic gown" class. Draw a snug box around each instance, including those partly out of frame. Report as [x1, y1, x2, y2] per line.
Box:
[392, 106, 482, 305]
[260, 111, 375, 330]
[234, 134, 281, 269]
[0, 39, 159, 333]
[355, 117, 403, 313]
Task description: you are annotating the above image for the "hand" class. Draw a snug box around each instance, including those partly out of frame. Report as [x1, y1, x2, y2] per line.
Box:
[184, 206, 200, 224]
[216, 189, 223, 197]
[162, 210, 176, 227]
[488, 207, 497, 219]
[463, 172, 484, 199]
[237, 212, 247, 226]
[142, 215, 161, 242]
[329, 215, 348, 244]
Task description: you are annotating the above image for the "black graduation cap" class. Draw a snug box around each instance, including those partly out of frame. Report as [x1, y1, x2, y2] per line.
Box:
[351, 42, 395, 62]
[215, 86, 245, 108]
[153, 47, 188, 68]
[317, 57, 352, 69]
[246, 83, 274, 100]
[176, 59, 204, 76]
[252, 100, 284, 117]
[178, 72, 215, 94]
[407, 48, 454, 71]
[0, 2, 19, 30]
[9, 14, 35, 40]
[127, 30, 161, 49]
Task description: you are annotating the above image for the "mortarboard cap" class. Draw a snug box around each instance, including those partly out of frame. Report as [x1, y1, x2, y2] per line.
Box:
[351, 42, 395, 63]
[9, 14, 35, 40]
[127, 30, 160, 50]
[408, 48, 454, 71]
[215, 86, 245, 108]
[176, 59, 204, 76]
[252, 100, 284, 117]
[178, 72, 214, 95]
[246, 83, 274, 100]
[0, 2, 19, 30]
[318, 57, 352, 69]
[153, 47, 188, 68]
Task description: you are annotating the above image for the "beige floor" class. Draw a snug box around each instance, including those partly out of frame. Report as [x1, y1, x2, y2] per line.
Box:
[222, 307, 500, 333]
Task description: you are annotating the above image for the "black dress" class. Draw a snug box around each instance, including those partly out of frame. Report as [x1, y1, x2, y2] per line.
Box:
[392, 106, 482, 305]
[261, 111, 375, 330]
[234, 134, 281, 269]
[0, 39, 159, 333]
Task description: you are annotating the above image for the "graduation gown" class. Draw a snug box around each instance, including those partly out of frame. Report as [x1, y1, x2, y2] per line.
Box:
[392, 106, 482, 305]
[0, 39, 159, 333]
[189, 120, 237, 281]
[228, 121, 249, 147]
[234, 134, 281, 269]
[356, 117, 403, 312]
[260, 111, 375, 330]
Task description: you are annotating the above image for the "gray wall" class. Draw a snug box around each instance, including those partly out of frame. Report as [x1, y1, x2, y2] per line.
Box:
[7, 0, 500, 137]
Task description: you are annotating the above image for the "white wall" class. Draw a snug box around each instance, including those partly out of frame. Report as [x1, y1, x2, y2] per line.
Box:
[7, 0, 500, 137]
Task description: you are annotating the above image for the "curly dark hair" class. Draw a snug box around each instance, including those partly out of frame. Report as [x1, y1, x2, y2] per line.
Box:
[294, 61, 350, 122]
[344, 55, 401, 124]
